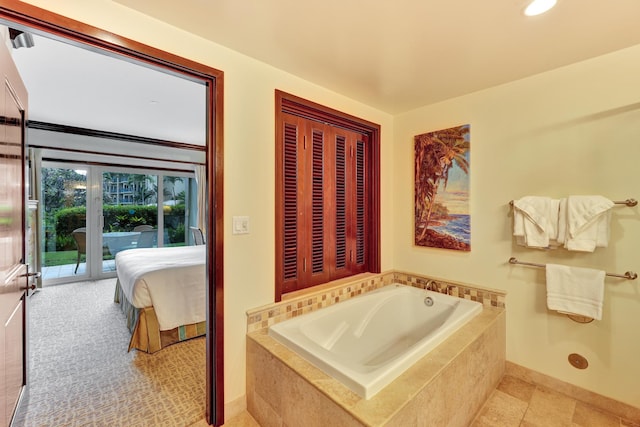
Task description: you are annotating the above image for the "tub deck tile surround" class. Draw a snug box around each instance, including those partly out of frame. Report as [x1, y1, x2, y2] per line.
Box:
[246, 272, 394, 333]
[247, 305, 506, 426]
[246, 271, 506, 334]
[245, 271, 507, 426]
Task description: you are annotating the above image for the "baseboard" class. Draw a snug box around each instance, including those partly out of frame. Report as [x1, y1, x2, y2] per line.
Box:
[505, 361, 640, 423]
[224, 395, 247, 423]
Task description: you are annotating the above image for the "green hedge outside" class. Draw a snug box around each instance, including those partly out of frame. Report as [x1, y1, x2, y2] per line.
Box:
[52, 204, 185, 251]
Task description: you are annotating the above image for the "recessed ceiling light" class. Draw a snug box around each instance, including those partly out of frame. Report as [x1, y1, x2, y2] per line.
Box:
[524, 0, 557, 16]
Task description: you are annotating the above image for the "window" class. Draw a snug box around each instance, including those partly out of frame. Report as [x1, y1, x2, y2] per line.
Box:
[275, 91, 381, 300]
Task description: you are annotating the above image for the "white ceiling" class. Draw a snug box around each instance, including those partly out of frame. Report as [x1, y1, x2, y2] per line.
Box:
[9, 0, 640, 144]
[113, 0, 640, 114]
[11, 34, 207, 146]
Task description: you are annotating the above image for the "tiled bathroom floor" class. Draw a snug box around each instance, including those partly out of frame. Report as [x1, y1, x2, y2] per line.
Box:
[472, 375, 638, 427]
[222, 374, 639, 426]
[220, 412, 259, 427]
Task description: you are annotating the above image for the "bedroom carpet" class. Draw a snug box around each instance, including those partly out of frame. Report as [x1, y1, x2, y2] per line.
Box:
[13, 279, 207, 427]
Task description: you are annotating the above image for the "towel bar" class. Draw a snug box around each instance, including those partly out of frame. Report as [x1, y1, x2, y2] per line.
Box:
[509, 198, 637, 207]
[508, 257, 638, 280]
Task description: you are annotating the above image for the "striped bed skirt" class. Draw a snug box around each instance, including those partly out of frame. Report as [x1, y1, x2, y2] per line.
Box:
[114, 280, 206, 353]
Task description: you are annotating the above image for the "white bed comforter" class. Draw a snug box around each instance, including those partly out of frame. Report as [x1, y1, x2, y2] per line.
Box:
[115, 245, 206, 331]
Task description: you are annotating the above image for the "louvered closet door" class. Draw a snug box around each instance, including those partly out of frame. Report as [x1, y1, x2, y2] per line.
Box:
[307, 123, 333, 286]
[279, 116, 332, 293]
[279, 116, 302, 294]
[277, 114, 367, 294]
[334, 130, 367, 280]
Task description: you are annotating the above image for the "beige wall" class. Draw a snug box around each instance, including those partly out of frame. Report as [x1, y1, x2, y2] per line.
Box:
[394, 44, 640, 407]
[20, 0, 395, 412]
[21, 0, 640, 412]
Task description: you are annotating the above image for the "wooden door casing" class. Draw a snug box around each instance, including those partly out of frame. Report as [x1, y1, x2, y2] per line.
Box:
[0, 4, 227, 423]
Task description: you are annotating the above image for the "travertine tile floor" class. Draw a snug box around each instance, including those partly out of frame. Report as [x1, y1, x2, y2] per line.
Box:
[189, 412, 259, 427]
[221, 412, 260, 427]
[220, 374, 640, 427]
[472, 375, 639, 427]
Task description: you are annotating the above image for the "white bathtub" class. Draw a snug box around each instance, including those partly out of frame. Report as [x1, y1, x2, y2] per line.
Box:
[268, 283, 482, 399]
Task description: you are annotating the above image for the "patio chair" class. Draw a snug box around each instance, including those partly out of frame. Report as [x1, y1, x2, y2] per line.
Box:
[131, 224, 155, 249]
[72, 227, 87, 274]
[190, 227, 205, 245]
[136, 229, 157, 248]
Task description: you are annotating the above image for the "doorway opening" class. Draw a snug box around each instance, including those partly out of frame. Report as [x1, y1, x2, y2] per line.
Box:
[0, 3, 224, 425]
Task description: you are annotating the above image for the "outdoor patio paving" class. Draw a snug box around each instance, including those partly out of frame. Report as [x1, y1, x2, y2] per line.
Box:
[41, 260, 116, 281]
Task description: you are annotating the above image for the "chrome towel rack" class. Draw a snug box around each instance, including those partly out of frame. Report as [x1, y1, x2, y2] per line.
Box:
[509, 198, 637, 207]
[508, 257, 638, 280]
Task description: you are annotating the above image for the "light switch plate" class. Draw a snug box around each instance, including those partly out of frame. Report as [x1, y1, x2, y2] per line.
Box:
[232, 216, 249, 235]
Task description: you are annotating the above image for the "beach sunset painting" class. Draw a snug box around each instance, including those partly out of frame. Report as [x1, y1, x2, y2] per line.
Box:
[414, 124, 470, 251]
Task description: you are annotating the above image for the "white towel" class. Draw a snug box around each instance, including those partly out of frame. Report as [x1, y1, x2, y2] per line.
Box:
[513, 196, 560, 249]
[545, 263, 605, 320]
[556, 198, 567, 245]
[564, 195, 614, 252]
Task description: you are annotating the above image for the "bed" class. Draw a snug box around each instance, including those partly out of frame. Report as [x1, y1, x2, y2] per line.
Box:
[113, 245, 206, 353]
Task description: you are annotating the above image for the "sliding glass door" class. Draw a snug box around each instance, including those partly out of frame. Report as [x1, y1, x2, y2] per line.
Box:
[41, 162, 196, 284]
[40, 163, 89, 282]
[101, 171, 159, 273]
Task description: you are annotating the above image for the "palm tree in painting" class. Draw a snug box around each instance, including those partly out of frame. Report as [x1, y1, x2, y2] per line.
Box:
[415, 125, 469, 242]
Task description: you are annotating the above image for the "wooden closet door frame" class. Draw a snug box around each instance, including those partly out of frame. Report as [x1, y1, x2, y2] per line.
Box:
[0, 2, 225, 425]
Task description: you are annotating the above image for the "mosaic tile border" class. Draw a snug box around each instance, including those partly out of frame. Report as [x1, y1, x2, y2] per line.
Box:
[246, 271, 506, 333]
[393, 271, 506, 309]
